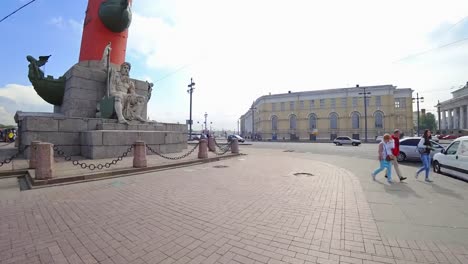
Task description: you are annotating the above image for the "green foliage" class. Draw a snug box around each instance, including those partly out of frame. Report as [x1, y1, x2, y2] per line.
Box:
[0, 124, 15, 129]
[420, 113, 437, 132]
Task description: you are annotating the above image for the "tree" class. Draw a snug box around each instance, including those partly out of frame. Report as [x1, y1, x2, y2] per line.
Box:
[420, 113, 437, 132]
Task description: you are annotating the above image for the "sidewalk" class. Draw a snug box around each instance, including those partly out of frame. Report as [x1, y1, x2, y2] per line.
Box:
[0, 148, 467, 264]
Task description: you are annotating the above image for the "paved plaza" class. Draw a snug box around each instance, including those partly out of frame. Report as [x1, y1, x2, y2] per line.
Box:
[1, 146, 468, 264]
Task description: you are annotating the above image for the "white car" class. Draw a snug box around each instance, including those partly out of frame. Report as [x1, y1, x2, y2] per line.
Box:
[433, 136, 468, 181]
[333, 136, 361, 146]
[398, 137, 444, 162]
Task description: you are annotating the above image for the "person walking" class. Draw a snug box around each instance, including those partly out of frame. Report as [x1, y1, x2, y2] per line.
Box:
[416, 129, 433, 182]
[372, 134, 395, 183]
[385, 129, 407, 181]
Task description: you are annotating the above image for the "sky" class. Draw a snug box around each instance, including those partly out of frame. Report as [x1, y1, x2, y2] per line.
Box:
[1, 0, 468, 131]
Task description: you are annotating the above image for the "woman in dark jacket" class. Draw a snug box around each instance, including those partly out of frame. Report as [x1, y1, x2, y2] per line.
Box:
[416, 129, 433, 182]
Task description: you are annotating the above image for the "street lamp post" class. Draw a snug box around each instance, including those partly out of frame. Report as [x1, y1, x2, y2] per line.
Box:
[204, 112, 208, 134]
[435, 100, 441, 133]
[250, 105, 257, 140]
[187, 78, 195, 140]
[358, 85, 371, 143]
[412, 93, 424, 136]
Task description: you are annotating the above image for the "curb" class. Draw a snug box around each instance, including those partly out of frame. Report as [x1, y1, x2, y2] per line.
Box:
[23, 153, 245, 190]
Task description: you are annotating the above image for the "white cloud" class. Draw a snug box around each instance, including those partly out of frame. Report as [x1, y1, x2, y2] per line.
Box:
[126, 0, 468, 129]
[48, 16, 82, 32]
[0, 84, 52, 125]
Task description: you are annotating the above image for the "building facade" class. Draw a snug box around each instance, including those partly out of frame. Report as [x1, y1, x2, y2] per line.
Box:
[439, 83, 468, 133]
[240, 85, 413, 141]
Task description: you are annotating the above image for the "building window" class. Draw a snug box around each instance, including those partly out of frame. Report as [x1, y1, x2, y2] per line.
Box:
[310, 100, 315, 109]
[330, 113, 338, 129]
[352, 97, 358, 108]
[395, 98, 406, 108]
[272, 103, 276, 111]
[375, 96, 381, 107]
[271, 115, 278, 130]
[341, 98, 347, 108]
[309, 114, 317, 129]
[320, 99, 325, 108]
[375, 111, 384, 128]
[280, 102, 285, 111]
[330, 98, 336, 108]
[290, 101, 295, 111]
[300, 100, 304, 109]
[289, 114, 297, 129]
[351, 112, 360, 129]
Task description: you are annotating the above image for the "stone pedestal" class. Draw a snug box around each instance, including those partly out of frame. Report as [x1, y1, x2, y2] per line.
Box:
[198, 139, 208, 159]
[36, 143, 54, 179]
[208, 137, 216, 152]
[133, 141, 147, 168]
[231, 138, 239, 154]
[15, 112, 187, 159]
[29, 141, 41, 169]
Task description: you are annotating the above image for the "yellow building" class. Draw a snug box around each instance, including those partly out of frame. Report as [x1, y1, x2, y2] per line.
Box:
[240, 85, 413, 141]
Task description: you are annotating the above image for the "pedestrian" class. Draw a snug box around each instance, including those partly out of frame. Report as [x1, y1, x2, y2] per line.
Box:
[372, 133, 395, 183]
[385, 129, 407, 181]
[416, 129, 434, 182]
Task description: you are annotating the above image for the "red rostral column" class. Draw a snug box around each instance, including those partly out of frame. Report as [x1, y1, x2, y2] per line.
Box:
[79, 0, 133, 65]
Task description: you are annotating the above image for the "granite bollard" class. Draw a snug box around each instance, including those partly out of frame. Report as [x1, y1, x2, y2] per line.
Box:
[35, 142, 54, 179]
[133, 141, 147, 168]
[29, 140, 41, 169]
[208, 137, 216, 152]
[198, 139, 208, 159]
[231, 138, 239, 154]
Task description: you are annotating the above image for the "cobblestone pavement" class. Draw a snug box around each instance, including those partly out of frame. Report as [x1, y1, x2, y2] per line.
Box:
[1, 150, 468, 264]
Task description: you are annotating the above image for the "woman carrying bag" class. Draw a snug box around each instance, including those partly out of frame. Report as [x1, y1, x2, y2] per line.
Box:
[416, 129, 434, 182]
[372, 134, 395, 183]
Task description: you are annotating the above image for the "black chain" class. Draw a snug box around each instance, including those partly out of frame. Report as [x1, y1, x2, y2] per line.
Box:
[146, 143, 199, 160]
[0, 145, 29, 167]
[214, 141, 232, 156]
[53, 145, 134, 171]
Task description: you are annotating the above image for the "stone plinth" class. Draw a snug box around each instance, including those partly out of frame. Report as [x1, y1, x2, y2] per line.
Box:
[29, 141, 41, 169]
[198, 139, 208, 159]
[81, 130, 186, 159]
[15, 112, 188, 160]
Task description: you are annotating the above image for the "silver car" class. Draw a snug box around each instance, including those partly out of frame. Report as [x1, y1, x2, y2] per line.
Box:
[333, 136, 361, 146]
[397, 137, 444, 162]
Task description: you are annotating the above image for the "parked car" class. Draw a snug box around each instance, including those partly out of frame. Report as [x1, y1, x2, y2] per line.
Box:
[433, 136, 468, 181]
[227, 135, 245, 143]
[397, 137, 444, 162]
[442, 135, 459, 140]
[333, 136, 361, 146]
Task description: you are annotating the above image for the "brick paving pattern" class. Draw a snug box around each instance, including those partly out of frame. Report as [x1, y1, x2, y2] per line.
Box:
[1, 156, 467, 264]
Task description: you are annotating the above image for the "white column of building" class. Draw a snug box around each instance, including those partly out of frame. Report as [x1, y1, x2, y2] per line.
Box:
[441, 110, 446, 129]
[448, 109, 453, 129]
[461, 106, 466, 129]
[455, 108, 460, 129]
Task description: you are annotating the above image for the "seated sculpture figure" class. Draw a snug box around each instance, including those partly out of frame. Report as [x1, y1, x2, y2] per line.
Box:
[110, 62, 146, 124]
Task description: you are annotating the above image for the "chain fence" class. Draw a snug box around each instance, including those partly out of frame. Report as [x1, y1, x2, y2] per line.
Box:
[146, 143, 199, 160]
[53, 145, 134, 171]
[213, 139, 233, 156]
[0, 145, 29, 167]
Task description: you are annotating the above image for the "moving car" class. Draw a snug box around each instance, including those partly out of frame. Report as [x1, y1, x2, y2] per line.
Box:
[333, 136, 361, 146]
[227, 134, 245, 143]
[433, 136, 468, 181]
[397, 137, 444, 162]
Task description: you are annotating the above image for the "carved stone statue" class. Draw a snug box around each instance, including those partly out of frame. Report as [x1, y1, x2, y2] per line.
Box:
[110, 62, 146, 124]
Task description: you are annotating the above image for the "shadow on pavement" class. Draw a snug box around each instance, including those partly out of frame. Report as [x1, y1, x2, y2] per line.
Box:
[374, 179, 423, 198]
[427, 182, 465, 200]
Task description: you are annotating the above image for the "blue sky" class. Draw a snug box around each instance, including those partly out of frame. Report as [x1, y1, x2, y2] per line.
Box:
[2, 0, 468, 129]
